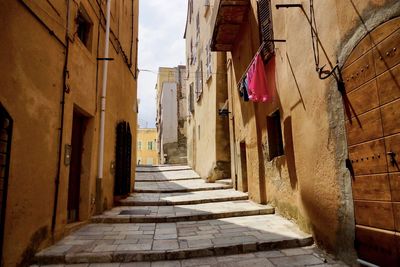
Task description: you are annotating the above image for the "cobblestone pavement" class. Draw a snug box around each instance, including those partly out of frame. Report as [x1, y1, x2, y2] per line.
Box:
[34, 166, 348, 266]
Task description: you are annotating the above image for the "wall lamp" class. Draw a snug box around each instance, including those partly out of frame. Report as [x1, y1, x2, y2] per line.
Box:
[276, 4, 303, 9]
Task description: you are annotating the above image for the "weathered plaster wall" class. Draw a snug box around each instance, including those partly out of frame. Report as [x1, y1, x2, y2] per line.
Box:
[0, 0, 138, 265]
[224, 0, 399, 263]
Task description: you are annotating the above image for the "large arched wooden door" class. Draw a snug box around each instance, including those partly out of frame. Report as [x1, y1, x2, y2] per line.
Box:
[342, 17, 400, 266]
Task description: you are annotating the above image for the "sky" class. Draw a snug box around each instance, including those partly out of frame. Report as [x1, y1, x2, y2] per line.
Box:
[137, 0, 187, 128]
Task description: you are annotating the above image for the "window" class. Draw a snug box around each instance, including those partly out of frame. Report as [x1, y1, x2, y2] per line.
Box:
[195, 61, 203, 101]
[188, 83, 195, 114]
[147, 141, 153, 150]
[258, 0, 274, 62]
[137, 141, 142, 150]
[76, 6, 93, 50]
[266, 110, 284, 160]
[206, 40, 212, 80]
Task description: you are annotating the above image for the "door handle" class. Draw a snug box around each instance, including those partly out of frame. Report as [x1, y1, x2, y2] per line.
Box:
[387, 151, 396, 166]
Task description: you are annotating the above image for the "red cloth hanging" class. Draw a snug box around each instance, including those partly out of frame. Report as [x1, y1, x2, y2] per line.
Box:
[247, 54, 270, 102]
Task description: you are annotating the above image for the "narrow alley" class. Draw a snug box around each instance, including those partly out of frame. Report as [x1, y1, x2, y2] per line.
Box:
[1, 0, 400, 266]
[33, 166, 346, 266]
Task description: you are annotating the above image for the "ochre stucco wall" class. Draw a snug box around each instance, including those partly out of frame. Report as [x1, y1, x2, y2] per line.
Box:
[0, 0, 138, 265]
[222, 0, 400, 263]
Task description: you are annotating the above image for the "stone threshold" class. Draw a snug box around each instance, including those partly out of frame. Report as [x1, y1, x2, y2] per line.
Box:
[134, 185, 232, 193]
[118, 195, 249, 206]
[134, 177, 202, 182]
[91, 208, 274, 223]
[34, 236, 313, 265]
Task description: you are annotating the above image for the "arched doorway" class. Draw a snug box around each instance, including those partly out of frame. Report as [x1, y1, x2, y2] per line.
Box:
[342, 17, 400, 266]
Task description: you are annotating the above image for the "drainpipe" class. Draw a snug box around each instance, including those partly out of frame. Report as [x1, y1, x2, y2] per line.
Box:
[96, 0, 112, 214]
[51, 0, 70, 237]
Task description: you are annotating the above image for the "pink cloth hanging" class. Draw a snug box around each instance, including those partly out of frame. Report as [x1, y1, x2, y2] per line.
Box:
[247, 53, 269, 102]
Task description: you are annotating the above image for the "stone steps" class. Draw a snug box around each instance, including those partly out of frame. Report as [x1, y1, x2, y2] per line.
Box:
[34, 166, 315, 266]
[118, 189, 249, 206]
[134, 180, 232, 193]
[91, 201, 274, 223]
[135, 170, 201, 182]
[34, 215, 313, 265]
[136, 166, 191, 172]
[215, 179, 232, 186]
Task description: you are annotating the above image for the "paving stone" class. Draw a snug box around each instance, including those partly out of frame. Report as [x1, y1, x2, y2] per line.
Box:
[152, 240, 179, 250]
[269, 254, 324, 266]
[151, 260, 181, 267]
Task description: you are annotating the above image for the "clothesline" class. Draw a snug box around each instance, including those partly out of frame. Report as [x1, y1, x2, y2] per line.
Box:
[236, 41, 266, 88]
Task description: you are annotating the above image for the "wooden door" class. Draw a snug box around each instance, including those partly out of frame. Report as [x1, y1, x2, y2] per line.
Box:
[342, 17, 400, 266]
[67, 112, 85, 223]
[0, 104, 12, 265]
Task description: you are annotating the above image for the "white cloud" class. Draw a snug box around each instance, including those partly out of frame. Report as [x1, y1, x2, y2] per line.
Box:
[137, 1, 187, 128]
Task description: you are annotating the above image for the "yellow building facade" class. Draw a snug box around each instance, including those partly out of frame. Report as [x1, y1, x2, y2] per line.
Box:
[137, 128, 159, 165]
[184, 0, 231, 182]
[0, 0, 139, 265]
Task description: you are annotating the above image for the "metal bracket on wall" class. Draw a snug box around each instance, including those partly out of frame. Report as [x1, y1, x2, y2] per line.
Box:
[276, 4, 303, 9]
[97, 57, 115, 61]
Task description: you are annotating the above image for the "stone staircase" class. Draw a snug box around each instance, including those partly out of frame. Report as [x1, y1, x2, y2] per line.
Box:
[33, 165, 316, 266]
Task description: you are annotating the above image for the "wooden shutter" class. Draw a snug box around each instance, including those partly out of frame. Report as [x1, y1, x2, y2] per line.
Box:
[258, 0, 274, 61]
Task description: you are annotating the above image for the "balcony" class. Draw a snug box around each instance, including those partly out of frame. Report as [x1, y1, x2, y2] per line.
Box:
[210, 0, 250, 51]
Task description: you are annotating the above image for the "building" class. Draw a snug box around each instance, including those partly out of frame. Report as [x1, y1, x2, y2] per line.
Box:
[208, 0, 400, 266]
[137, 128, 158, 165]
[0, 0, 139, 266]
[184, 0, 231, 182]
[156, 66, 188, 164]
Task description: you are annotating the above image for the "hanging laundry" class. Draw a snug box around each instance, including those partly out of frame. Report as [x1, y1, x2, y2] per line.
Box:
[247, 53, 269, 102]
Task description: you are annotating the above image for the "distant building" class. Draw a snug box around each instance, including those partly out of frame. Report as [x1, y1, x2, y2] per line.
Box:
[0, 1, 139, 266]
[156, 66, 188, 164]
[137, 128, 159, 165]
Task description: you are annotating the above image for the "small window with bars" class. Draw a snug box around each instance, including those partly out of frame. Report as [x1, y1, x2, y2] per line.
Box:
[258, 0, 274, 62]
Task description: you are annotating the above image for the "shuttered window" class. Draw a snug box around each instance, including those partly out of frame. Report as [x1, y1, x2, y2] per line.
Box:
[258, 0, 274, 62]
[189, 83, 195, 113]
[195, 62, 203, 101]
